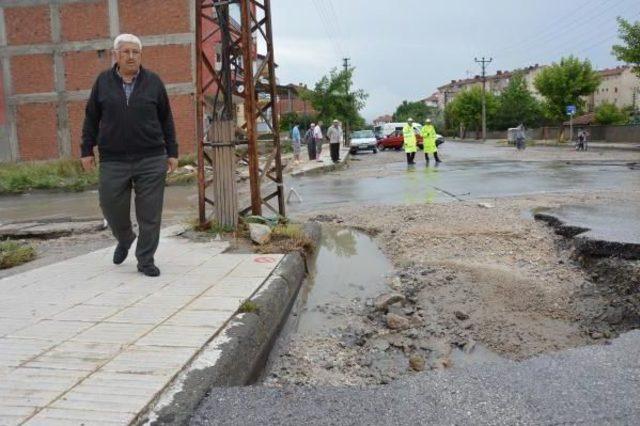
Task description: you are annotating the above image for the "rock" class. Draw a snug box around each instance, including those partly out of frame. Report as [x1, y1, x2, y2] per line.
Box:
[387, 302, 405, 317]
[374, 293, 406, 311]
[386, 313, 410, 330]
[248, 223, 272, 245]
[409, 355, 425, 372]
[370, 339, 390, 352]
[477, 202, 494, 209]
[454, 310, 470, 321]
[590, 331, 604, 340]
[463, 340, 477, 354]
[431, 357, 452, 370]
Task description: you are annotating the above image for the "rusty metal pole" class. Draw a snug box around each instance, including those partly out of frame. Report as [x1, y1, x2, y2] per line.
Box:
[240, 0, 262, 216]
[195, 0, 206, 226]
[263, 0, 285, 216]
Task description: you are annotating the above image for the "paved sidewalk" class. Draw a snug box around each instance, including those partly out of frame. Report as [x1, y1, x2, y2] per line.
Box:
[0, 228, 282, 425]
[289, 144, 350, 177]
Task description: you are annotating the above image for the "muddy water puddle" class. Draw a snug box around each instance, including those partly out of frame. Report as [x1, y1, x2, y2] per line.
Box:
[262, 225, 504, 387]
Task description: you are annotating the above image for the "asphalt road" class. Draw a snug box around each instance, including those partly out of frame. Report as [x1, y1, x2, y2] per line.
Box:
[192, 331, 640, 425]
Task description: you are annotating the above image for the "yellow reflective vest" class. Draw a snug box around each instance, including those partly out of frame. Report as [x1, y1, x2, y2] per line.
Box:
[421, 124, 437, 154]
[402, 124, 417, 153]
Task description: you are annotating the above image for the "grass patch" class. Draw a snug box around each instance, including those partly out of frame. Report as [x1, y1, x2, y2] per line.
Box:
[256, 223, 315, 254]
[238, 300, 259, 313]
[178, 154, 197, 167]
[0, 241, 36, 269]
[0, 159, 98, 194]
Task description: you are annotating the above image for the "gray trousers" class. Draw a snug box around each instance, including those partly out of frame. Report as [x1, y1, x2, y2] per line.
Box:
[99, 155, 167, 266]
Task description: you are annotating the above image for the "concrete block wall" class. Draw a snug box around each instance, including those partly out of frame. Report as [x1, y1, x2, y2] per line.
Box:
[0, 0, 197, 162]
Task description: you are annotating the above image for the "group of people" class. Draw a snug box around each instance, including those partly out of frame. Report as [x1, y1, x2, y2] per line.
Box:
[403, 118, 441, 165]
[291, 120, 344, 164]
[576, 129, 590, 151]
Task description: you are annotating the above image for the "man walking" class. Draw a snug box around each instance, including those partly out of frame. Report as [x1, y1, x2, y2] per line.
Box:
[291, 122, 301, 164]
[403, 118, 418, 165]
[81, 34, 178, 277]
[420, 118, 441, 164]
[314, 120, 324, 162]
[327, 119, 342, 163]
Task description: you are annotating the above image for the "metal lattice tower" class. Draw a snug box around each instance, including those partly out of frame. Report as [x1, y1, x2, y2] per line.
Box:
[195, 0, 285, 228]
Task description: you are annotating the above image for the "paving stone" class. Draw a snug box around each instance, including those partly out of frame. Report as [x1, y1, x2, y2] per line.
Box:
[185, 295, 243, 312]
[8, 320, 93, 342]
[135, 325, 215, 348]
[51, 305, 121, 322]
[204, 276, 266, 298]
[25, 408, 130, 425]
[24, 341, 121, 372]
[70, 323, 152, 345]
[107, 305, 176, 325]
[99, 346, 195, 377]
[164, 310, 230, 329]
[0, 338, 56, 367]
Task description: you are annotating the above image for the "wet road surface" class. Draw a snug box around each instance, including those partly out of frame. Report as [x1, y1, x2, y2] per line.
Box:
[1, 142, 638, 222]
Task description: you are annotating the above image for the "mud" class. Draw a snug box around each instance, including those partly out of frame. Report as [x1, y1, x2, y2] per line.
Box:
[264, 190, 640, 387]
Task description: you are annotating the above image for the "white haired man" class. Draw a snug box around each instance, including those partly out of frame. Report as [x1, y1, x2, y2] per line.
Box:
[80, 34, 179, 277]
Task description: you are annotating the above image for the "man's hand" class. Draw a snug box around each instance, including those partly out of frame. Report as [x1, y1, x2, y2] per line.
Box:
[81, 156, 96, 172]
[167, 157, 179, 174]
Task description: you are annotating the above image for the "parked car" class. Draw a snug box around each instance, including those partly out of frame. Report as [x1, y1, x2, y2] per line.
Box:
[349, 129, 378, 154]
[377, 129, 445, 151]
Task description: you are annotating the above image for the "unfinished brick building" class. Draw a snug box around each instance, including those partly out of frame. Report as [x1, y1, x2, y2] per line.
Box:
[0, 0, 199, 162]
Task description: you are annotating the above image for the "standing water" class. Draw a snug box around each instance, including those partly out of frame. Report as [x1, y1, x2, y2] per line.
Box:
[261, 225, 394, 381]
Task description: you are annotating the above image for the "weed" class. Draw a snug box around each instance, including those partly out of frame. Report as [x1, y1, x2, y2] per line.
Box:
[0, 241, 36, 269]
[238, 300, 259, 313]
[256, 223, 315, 254]
[0, 159, 98, 194]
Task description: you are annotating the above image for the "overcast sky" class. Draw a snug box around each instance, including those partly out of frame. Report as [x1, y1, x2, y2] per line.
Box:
[270, 0, 640, 121]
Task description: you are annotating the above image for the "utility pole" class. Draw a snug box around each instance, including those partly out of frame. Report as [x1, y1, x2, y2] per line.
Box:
[475, 56, 492, 141]
[343, 57, 351, 146]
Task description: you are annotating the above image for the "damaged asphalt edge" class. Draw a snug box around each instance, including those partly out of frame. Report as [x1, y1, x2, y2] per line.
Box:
[534, 212, 640, 260]
[137, 222, 322, 426]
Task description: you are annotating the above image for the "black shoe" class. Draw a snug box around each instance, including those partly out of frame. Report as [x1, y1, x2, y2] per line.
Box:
[113, 244, 129, 265]
[137, 264, 160, 277]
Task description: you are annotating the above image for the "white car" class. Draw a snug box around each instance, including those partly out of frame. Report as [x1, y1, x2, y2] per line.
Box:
[349, 129, 378, 155]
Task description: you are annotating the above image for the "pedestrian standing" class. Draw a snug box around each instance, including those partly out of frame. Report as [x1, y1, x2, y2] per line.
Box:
[327, 119, 342, 163]
[314, 120, 324, 162]
[291, 122, 301, 164]
[81, 34, 178, 277]
[420, 118, 441, 164]
[403, 118, 418, 165]
[515, 123, 526, 151]
[305, 123, 316, 160]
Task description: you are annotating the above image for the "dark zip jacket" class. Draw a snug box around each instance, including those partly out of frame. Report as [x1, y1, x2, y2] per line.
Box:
[81, 65, 178, 161]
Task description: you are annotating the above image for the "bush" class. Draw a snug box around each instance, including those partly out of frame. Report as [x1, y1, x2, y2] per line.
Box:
[595, 102, 628, 125]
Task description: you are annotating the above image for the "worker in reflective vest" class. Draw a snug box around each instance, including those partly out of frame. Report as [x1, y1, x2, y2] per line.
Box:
[403, 118, 418, 165]
[420, 118, 441, 164]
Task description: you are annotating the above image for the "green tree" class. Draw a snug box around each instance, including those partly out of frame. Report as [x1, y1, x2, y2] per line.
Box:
[392, 100, 437, 123]
[595, 102, 628, 125]
[533, 56, 601, 123]
[612, 17, 640, 78]
[494, 73, 544, 130]
[446, 86, 498, 134]
[279, 112, 317, 132]
[301, 67, 368, 129]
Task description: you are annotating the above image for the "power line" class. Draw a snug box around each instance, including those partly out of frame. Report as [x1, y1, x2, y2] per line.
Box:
[311, 0, 344, 59]
[494, 0, 613, 55]
[494, 0, 634, 59]
[474, 57, 492, 141]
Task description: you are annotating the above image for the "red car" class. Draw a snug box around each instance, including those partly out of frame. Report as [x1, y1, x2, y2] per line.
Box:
[377, 130, 423, 151]
[377, 130, 444, 151]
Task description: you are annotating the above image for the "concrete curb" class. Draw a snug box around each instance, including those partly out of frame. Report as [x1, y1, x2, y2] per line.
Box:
[138, 222, 322, 426]
[289, 150, 351, 177]
[534, 212, 640, 260]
